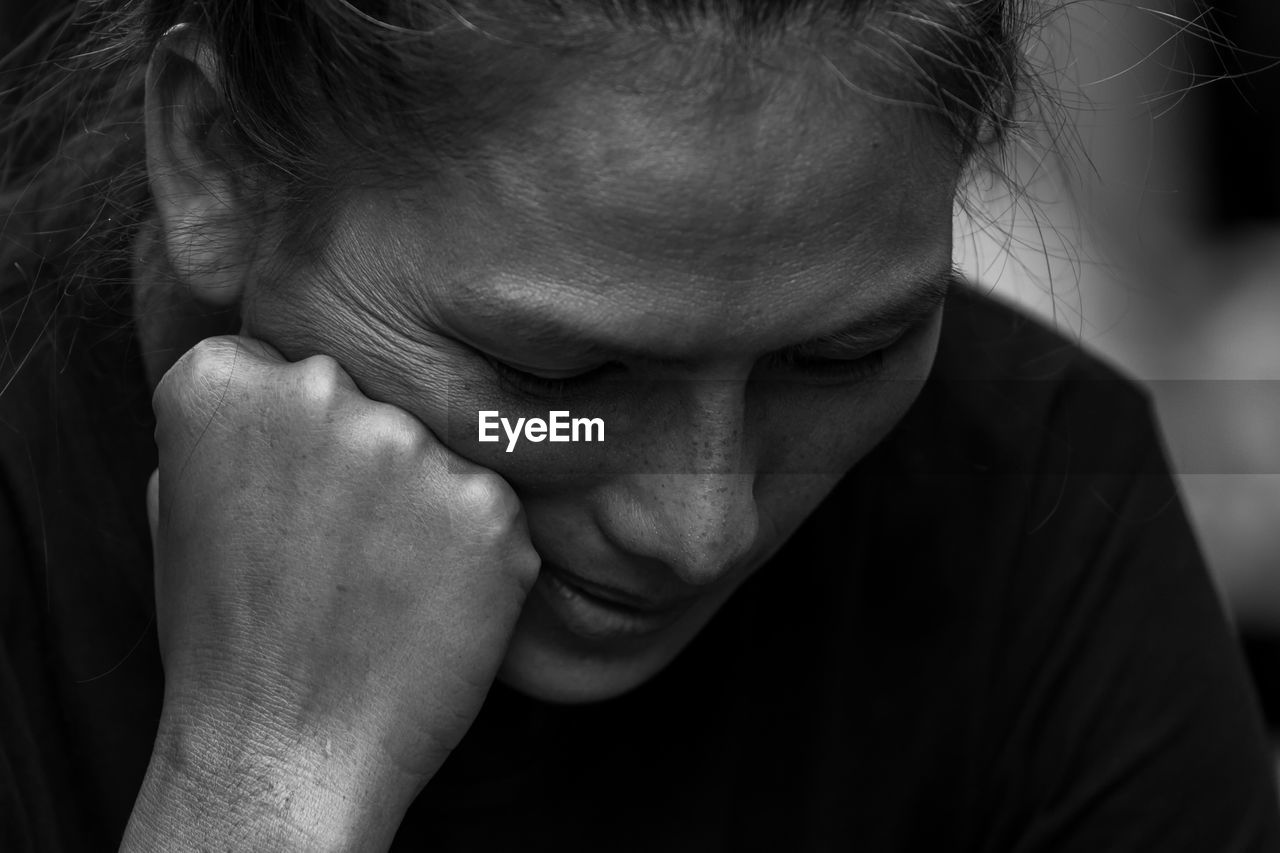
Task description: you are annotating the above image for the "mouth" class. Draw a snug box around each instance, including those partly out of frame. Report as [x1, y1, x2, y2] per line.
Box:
[535, 563, 698, 640]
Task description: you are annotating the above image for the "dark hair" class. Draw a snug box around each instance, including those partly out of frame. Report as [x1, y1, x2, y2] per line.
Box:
[0, 0, 1041, 370]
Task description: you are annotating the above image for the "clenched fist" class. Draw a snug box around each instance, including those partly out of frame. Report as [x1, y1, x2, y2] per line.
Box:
[125, 335, 540, 851]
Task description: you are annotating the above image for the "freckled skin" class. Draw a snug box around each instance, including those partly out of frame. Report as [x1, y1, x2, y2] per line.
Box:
[240, 47, 961, 703]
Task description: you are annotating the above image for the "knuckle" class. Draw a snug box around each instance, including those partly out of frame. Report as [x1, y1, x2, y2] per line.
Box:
[172, 337, 236, 390]
[508, 544, 542, 592]
[343, 405, 424, 457]
[452, 470, 521, 534]
[291, 354, 350, 409]
[153, 337, 241, 421]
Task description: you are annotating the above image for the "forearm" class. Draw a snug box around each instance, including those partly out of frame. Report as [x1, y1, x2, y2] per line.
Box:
[120, 719, 414, 853]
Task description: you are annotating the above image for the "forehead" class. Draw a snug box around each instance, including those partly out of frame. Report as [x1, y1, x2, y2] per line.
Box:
[343, 44, 960, 355]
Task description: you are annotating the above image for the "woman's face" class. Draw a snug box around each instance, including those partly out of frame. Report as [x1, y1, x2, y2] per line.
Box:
[241, 63, 961, 703]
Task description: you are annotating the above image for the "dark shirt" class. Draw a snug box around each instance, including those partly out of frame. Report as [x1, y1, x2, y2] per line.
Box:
[2, 283, 1278, 851]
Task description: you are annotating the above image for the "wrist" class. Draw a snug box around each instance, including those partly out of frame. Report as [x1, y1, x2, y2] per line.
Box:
[121, 713, 420, 852]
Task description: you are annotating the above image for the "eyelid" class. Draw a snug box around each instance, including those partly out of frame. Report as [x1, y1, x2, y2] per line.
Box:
[760, 347, 888, 386]
[782, 279, 949, 360]
[481, 310, 927, 395]
[489, 357, 613, 381]
[783, 325, 909, 362]
[484, 355, 620, 400]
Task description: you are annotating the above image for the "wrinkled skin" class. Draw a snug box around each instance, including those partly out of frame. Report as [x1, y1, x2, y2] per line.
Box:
[145, 337, 540, 821]
[132, 25, 961, 846]
[233, 58, 959, 703]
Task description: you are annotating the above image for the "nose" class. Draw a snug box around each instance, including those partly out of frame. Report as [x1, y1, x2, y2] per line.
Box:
[598, 381, 760, 587]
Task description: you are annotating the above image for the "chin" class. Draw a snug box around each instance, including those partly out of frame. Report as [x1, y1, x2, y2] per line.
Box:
[494, 624, 686, 704]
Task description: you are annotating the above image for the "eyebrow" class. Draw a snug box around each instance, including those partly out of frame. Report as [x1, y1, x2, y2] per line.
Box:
[782, 265, 958, 354]
[460, 265, 958, 361]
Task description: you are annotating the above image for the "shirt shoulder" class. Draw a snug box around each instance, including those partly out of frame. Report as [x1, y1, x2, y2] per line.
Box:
[902, 281, 1157, 481]
[813, 283, 1280, 850]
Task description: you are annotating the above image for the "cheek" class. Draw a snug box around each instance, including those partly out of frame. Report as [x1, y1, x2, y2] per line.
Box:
[442, 393, 625, 490]
[755, 379, 934, 476]
[242, 281, 465, 424]
[754, 314, 942, 480]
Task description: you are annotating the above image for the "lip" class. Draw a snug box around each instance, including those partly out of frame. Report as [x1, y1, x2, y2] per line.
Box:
[535, 564, 697, 640]
[548, 564, 696, 612]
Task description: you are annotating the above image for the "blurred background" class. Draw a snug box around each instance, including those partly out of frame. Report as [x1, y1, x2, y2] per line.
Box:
[955, 0, 1280, 756]
[5, 0, 1279, 758]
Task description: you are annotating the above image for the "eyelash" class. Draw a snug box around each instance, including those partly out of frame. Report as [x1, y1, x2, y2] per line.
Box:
[486, 358, 617, 399]
[764, 347, 889, 383]
[486, 346, 891, 399]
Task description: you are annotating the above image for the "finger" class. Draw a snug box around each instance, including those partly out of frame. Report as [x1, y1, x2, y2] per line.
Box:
[226, 335, 362, 397]
[153, 336, 291, 435]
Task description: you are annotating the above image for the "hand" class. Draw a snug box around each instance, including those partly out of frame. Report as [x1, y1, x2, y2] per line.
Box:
[132, 335, 540, 848]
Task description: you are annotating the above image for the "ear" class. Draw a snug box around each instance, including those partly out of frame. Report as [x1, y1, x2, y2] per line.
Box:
[144, 24, 254, 308]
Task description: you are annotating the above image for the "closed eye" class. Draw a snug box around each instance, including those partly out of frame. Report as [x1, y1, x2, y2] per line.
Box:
[759, 305, 938, 384]
[485, 356, 621, 399]
[761, 347, 889, 383]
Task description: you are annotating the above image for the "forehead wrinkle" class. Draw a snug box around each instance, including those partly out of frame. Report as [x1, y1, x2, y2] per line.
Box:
[482, 84, 935, 283]
[328, 32, 959, 366]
